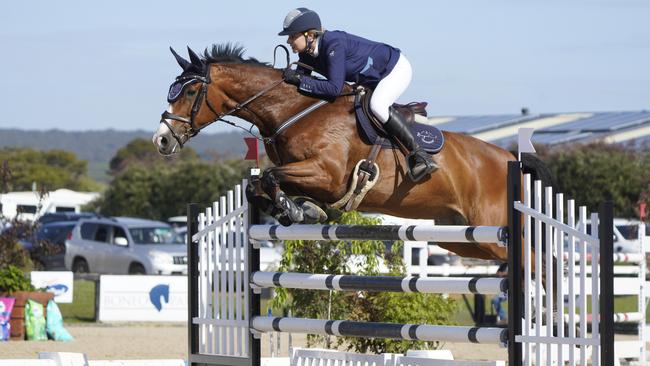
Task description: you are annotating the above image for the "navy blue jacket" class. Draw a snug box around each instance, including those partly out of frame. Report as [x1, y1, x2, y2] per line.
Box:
[296, 30, 400, 98]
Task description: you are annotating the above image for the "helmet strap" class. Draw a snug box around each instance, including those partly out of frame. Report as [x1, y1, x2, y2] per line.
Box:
[305, 32, 315, 55]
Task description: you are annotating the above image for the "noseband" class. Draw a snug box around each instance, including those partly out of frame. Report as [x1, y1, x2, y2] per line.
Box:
[160, 66, 284, 148]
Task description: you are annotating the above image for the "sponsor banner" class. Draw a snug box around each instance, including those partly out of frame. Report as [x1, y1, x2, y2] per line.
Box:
[99, 275, 187, 322]
[30, 271, 74, 303]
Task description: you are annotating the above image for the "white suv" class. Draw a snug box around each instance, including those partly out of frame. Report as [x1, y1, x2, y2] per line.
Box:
[64, 217, 187, 275]
[580, 218, 647, 254]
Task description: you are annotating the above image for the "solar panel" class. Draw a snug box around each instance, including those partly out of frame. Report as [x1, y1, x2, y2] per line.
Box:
[432, 114, 535, 134]
[540, 111, 650, 132]
[447, 110, 650, 148]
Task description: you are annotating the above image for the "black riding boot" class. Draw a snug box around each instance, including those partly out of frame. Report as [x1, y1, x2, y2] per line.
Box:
[384, 107, 438, 182]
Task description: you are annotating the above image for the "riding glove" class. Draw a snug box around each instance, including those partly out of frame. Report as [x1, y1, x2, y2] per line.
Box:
[283, 68, 302, 86]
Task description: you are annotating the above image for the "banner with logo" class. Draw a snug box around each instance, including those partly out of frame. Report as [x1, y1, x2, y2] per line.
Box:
[99, 275, 187, 322]
[30, 271, 74, 303]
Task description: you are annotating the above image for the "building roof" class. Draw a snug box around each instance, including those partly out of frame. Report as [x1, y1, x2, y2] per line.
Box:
[426, 110, 650, 148]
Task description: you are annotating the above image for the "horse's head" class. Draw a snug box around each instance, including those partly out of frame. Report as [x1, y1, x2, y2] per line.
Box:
[154, 43, 330, 156]
[153, 46, 223, 155]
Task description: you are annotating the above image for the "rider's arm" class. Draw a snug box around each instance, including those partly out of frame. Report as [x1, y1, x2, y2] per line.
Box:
[297, 40, 345, 97]
[296, 54, 312, 76]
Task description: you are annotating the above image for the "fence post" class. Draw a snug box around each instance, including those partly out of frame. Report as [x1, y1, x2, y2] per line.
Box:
[187, 203, 200, 366]
[507, 161, 522, 366]
[248, 173, 261, 366]
[599, 201, 614, 366]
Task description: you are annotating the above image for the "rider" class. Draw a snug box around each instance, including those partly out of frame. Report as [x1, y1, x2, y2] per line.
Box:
[279, 7, 437, 182]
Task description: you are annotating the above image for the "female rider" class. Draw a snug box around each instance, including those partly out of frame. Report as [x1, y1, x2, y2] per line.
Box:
[279, 7, 437, 182]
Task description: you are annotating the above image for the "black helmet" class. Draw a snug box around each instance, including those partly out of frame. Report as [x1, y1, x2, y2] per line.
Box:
[278, 8, 321, 36]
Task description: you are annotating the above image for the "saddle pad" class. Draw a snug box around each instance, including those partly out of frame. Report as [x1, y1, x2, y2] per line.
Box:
[354, 99, 444, 154]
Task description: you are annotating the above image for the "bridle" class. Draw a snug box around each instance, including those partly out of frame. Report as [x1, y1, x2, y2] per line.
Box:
[160, 66, 288, 149]
[160, 46, 292, 149]
[160, 71, 218, 147]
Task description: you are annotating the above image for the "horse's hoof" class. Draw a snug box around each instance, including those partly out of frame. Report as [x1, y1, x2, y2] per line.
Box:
[276, 193, 304, 224]
[298, 200, 328, 224]
[325, 208, 342, 221]
[277, 214, 293, 227]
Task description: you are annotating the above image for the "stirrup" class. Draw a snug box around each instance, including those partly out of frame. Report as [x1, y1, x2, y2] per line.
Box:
[406, 151, 437, 182]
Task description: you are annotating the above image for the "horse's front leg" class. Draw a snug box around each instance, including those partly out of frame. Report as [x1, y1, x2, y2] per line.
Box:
[245, 174, 284, 219]
[260, 159, 341, 225]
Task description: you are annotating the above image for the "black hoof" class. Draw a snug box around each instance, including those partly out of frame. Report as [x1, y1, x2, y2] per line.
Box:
[325, 208, 343, 221]
[275, 193, 303, 224]
[277, 214, 293, 227]
[297, 200, 328, 224]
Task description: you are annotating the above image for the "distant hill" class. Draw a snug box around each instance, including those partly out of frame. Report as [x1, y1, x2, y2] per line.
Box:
[0, 128, 251, 163]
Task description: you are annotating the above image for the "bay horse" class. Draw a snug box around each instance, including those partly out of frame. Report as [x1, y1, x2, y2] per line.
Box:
[153, 44, 552, 264]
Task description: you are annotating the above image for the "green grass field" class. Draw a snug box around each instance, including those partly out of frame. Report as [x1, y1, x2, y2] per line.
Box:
[58, 280, 97, 323]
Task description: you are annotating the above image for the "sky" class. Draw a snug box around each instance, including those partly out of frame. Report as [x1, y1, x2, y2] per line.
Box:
[1, 0, 649, 133]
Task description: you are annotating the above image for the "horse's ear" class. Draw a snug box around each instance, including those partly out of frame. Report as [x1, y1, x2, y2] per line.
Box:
[170, 47, 191, 71]
[187, 46, 204, 69]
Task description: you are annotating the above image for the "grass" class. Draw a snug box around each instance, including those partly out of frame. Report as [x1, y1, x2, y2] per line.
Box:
[58, 279, 97, 323]
[450, 294, 647, 326]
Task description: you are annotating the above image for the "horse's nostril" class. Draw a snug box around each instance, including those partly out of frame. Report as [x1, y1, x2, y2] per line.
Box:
[160, 136, 168, 146]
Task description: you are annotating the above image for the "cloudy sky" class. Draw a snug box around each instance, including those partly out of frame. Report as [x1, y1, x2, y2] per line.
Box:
[2, 0, 648, 132]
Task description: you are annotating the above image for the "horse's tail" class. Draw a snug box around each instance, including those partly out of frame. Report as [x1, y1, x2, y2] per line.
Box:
[517, 152, 554, 256]
[519, 153, 554, 189]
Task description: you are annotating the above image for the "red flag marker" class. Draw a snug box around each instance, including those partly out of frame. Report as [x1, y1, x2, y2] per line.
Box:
[244, 137, 259, 167]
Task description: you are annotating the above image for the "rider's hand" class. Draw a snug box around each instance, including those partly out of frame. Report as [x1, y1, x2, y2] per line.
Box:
[282, 68, 302, 86]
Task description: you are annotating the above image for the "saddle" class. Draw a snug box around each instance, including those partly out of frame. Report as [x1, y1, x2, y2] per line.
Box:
[330, 88, 445, 213]
[354, 87, 445, 154]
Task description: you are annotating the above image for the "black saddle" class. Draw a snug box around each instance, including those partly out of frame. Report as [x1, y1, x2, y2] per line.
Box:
[354, 87, 445, 154]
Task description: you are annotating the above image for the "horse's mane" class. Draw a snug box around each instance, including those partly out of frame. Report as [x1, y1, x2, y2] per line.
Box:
[199, 43, 354, 95]
[202, 43, 269, 67]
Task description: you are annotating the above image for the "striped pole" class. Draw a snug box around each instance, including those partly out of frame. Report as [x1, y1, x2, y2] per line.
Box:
[252, 316, 507, 346]
[251, 272, 507, 295]
[562, 312, 643, 324]
[563, 252, 645, 264]
[249, 224, 507, 245]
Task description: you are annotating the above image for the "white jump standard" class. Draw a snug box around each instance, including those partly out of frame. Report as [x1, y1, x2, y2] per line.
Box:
[186, 161, 615, 366]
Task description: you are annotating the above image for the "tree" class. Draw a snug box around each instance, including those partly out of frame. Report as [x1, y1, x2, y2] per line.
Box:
[109, 138, 200, 176]
[0, 147, 101, 192]
[96, 159, 252, 220]
[543, 142, 650, 218]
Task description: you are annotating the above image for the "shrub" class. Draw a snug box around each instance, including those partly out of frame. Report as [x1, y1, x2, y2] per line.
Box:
[0, 265, 35, 293]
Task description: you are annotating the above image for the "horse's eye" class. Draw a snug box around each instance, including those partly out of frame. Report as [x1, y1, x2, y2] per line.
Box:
[186, 90, 197, 97]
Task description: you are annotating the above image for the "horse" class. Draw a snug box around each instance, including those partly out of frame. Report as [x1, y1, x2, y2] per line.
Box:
[153, 44, 553, 264]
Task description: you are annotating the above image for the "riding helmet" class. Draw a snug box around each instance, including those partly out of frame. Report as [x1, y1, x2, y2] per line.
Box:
[278, 8, 321, 35]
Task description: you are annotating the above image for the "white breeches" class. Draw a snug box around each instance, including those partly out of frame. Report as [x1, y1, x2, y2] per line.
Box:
[369, 53, 413, 123]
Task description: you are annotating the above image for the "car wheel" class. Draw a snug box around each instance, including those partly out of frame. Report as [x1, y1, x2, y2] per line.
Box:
[72, 258, 89, 273]
[129, 263, 146, 275]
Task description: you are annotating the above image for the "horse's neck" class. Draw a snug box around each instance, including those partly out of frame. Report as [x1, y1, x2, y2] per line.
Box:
[215, 65, 317, 137]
